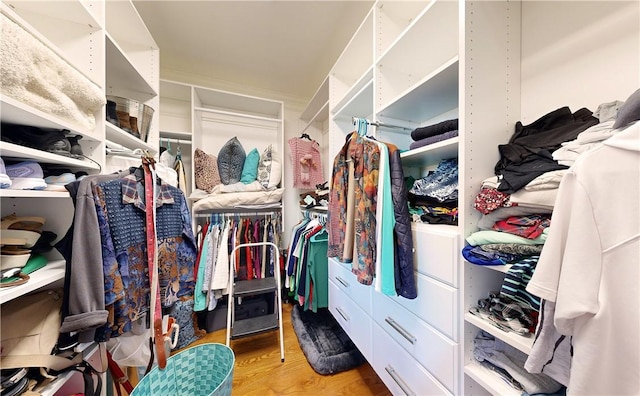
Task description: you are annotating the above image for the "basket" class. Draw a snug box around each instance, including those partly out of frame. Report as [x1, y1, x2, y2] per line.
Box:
[106, 95, 154, 142]
[130, 343, 235, 396]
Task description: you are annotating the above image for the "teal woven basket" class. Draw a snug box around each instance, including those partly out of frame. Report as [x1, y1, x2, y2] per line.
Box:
[130, 343, 235, 396]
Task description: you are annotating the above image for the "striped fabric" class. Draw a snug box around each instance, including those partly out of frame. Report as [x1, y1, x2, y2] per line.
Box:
[500, 256, 541, 311]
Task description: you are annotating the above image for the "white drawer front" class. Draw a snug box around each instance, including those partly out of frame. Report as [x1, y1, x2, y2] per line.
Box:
[328, 258, 372, 314]
[390, 272, 458, 341]
[373, 323, 451, 396]
[328, 280, 373, 361]
[373, 292, 459, 394]
[412, 225, 459, 287]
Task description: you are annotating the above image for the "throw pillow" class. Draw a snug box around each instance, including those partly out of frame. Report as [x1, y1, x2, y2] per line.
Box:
[217, 137, 246, 185]
[613, 88, 640, 129]
[193, 148, 220, 192]
[257, 144, 282, 189]
[240, 148, 260, 184]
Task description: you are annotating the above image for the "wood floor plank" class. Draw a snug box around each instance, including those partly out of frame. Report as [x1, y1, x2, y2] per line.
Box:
[188, 302, 391, 396]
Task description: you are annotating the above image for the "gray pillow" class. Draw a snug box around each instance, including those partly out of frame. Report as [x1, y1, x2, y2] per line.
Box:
[217, 137, 246, 185]
[613, 88, 640, 129]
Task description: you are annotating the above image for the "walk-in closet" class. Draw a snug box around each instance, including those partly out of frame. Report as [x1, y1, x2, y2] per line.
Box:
[1, 1, 638, 395]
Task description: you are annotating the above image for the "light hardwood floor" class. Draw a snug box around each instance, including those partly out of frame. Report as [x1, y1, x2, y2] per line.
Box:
[186, 302, 391, 396]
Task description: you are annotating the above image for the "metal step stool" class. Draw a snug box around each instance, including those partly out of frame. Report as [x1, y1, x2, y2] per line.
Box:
[225, 241, 285, 362]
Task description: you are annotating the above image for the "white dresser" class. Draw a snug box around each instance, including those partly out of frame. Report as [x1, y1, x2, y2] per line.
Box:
[329, 224, 460, 395]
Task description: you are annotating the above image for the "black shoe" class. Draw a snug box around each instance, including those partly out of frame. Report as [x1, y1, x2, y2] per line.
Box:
[67, 135, 83, 157]
[1, 123, 73, 157]
[106, 100, 119, 127]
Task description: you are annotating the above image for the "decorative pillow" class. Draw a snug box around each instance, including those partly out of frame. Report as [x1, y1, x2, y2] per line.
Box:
[217, 137, 246, 185]
[613, 88, 640, 129]
[240, 148, 260, 184]
[257, 144, 282, 189]
[193, 148, 220, 192]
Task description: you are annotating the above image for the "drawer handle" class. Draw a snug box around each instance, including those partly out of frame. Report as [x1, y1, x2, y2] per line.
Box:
[335, 276, 350, 288]
[385, 365, 416, 396]
[385, 317, 417, 344]
[336, 307, 349, 322]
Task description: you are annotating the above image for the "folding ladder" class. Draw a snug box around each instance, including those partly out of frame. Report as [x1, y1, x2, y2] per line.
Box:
[225, 241, 285, 362]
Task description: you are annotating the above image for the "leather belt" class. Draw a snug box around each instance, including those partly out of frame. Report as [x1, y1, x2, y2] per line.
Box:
[142, 157, 167, 369]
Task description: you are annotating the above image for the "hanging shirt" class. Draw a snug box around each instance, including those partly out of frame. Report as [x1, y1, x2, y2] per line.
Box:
[93, 171, 197, 340]
[288, 136, 324, 189]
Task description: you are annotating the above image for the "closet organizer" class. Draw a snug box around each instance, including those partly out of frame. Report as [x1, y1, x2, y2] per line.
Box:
[0, 0, 159, 394]
[301, 1, 639, 394]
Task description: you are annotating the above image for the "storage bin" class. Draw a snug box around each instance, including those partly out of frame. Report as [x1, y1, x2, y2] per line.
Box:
[130, 343, 234, 396]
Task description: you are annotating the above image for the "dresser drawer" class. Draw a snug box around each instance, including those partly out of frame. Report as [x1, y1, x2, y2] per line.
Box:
[412, 224, 459, 287]
[328, 258, 372, 314]
[389, 272, 459, 341]
[373, 292, 459, 394]
[373, 323, 451, 396]
[328, 280, 373, 361]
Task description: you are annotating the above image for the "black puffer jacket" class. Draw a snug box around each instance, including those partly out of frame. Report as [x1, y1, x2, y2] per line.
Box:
[386, 143, 417, 299]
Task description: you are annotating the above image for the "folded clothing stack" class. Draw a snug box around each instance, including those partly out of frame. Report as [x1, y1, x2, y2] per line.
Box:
[409, 118, 459, 150]
[4, 161, 46, 190]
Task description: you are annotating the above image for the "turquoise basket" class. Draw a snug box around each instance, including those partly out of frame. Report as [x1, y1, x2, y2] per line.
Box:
[130, 343, 235, 396]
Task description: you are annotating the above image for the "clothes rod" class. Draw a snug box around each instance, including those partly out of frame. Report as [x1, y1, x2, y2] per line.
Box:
[352, 117, 412, 131]
[193, 206, 282, 217]
[161, 137, 192, 145]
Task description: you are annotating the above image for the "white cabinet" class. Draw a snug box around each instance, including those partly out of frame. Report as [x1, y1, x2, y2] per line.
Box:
[305, 0, 640, 394]
[0, 1, 159, 394]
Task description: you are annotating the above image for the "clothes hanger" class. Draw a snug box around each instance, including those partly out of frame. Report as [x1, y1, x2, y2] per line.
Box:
[300, 133, 312, 141]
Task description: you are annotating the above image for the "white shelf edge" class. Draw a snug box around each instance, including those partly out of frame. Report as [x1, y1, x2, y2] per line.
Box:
[300, 76, 329, 122]
[300, 101, 329, 134]
[331, 66, 374, 117]
[464, 361, 522, 396]
[1, 96, 100, 140]
[105, 123, 157, 154]
[0, 189, 70, 198]
[0, 260, 65, 304]
[0, 142, 101, 170]
[375, 0, 437, 65]
[378, 56, 459, 120]
[105, 33, 157, 97]
[465, 312, 534, 355]
[400, 136, 459, 167]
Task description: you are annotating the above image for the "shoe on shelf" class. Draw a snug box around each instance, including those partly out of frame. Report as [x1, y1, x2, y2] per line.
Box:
[1, 122, 75, 158]
[0, 158, 12, 189]
[44, 172, 76, 191]
[5, 161, 47, 191]
[67, 135, 84, 157]
[106, 100, 120, 127]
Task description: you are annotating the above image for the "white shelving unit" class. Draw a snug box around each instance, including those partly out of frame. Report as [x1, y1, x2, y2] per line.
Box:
[300, 0, 640, 394]
[0, 1, 159, 394]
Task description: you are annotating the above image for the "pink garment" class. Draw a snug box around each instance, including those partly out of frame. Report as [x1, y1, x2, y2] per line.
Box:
[288, 137, 324, 188]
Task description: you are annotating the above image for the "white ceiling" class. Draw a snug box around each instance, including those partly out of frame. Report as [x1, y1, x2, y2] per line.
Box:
[134, 1, 374, 102]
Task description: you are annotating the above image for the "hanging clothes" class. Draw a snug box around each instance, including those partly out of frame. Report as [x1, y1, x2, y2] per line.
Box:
[92, 167, 199, 344]
[327, 129, 417, 298]
[286, 213, 328, 312]
[193, 213, 281, 311]
[288, 135, 324, 189]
